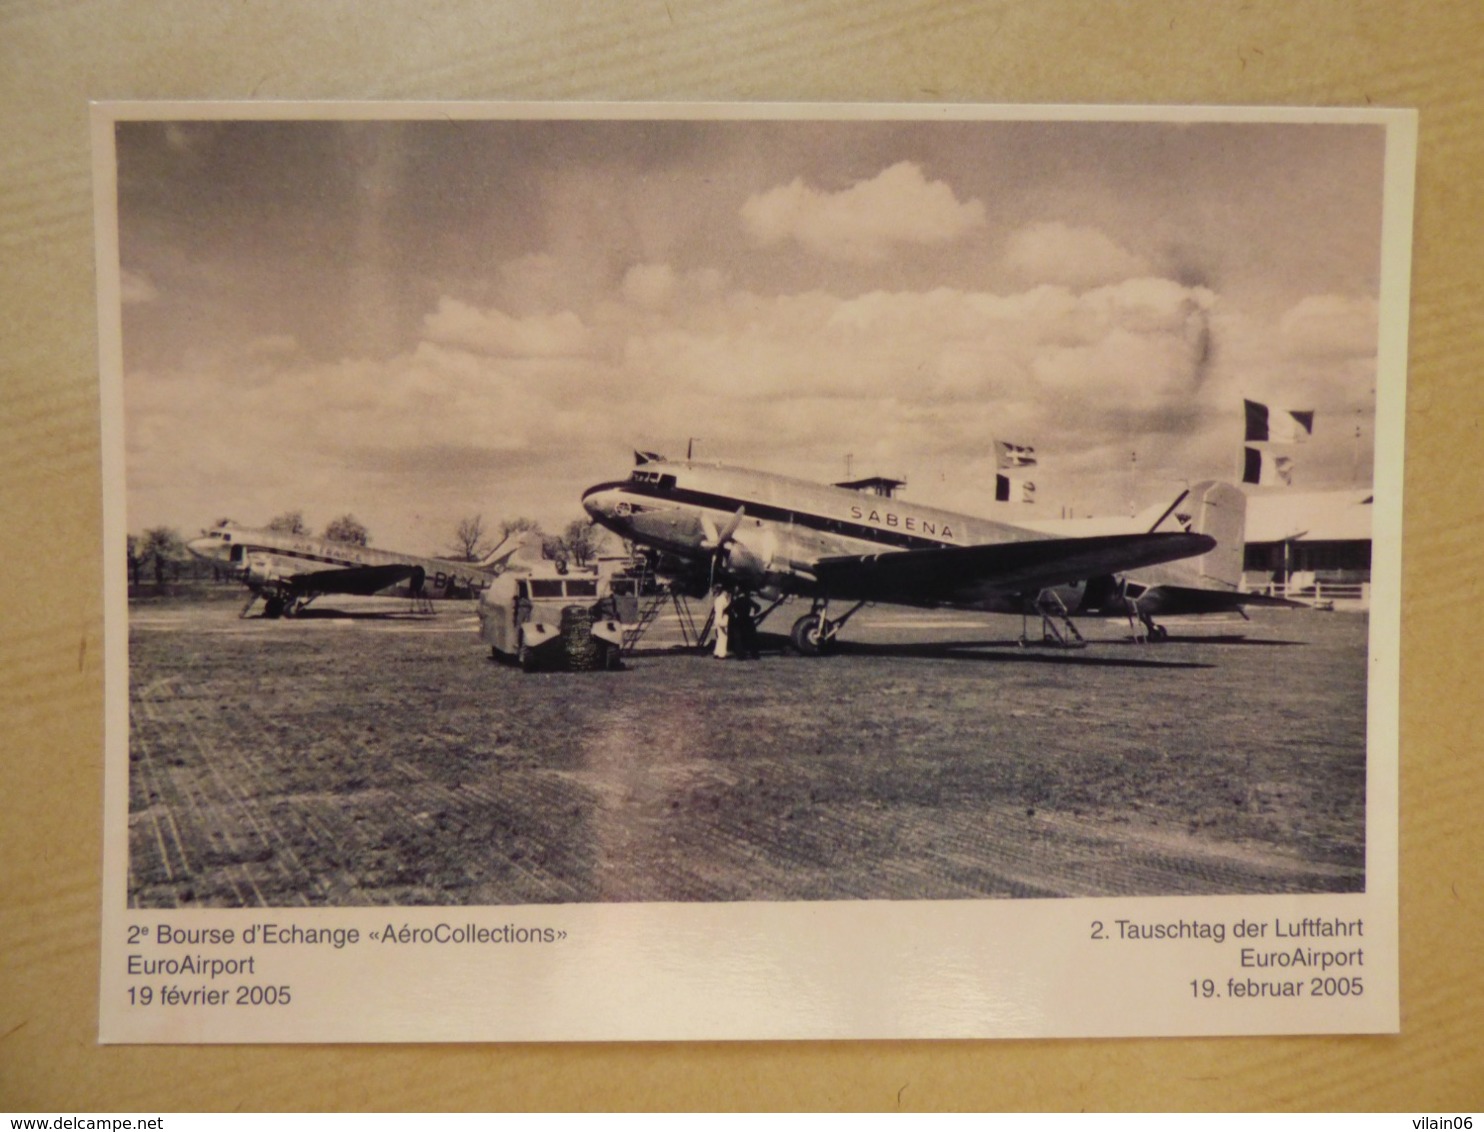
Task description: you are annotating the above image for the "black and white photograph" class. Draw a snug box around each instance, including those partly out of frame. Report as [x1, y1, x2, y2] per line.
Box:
[98, 102, 1411, 1041]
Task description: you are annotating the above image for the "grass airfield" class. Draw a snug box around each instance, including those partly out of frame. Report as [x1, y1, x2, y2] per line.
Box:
[125, 595, 1369, 907]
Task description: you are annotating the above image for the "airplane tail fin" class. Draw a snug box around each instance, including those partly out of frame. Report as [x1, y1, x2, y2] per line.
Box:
[476, 532, 544, 572]
[1149, 480, 1246, 590]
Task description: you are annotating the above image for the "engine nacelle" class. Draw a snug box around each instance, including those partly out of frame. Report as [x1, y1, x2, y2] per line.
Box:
[723, 539, 771, 589]
[243, 551, 287, 589]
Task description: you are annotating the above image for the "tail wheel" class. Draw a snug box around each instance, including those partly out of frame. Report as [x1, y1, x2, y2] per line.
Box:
[790, 614, 836, 656]
[518, 643, 540, 673]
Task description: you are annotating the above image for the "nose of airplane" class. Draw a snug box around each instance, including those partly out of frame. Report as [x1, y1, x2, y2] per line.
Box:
[581, 485, 615, 521]
[583, 484, 636, 533]
[186, 535, 219, 561]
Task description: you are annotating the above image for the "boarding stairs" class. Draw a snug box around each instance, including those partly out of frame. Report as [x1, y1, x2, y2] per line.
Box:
[620, 562, 705, 655]
[1021, 590, 1087, 649]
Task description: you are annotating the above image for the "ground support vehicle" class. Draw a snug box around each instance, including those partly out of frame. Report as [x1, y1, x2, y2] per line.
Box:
[478, 569, 630, 672]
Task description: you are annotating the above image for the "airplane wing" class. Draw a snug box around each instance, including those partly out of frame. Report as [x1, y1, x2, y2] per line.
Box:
[810, 532, 1216, 605]
[284, 563, 421, 597]
[1135, 584, 1303, 615]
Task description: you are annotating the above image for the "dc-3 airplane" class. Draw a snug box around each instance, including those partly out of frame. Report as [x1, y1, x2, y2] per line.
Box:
[186, 522, 523, 618]
[581, 453, 1284, 654]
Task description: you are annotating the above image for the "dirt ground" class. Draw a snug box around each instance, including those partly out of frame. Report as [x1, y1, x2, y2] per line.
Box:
[125, 596, 1369, 907]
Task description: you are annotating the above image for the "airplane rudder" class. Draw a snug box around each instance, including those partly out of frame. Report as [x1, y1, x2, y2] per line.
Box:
[1190, 481, 1246, 588]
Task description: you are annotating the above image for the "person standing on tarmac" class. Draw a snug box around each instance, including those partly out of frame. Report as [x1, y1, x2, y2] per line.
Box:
[712, 586, 731, 659]
[730, 591, 761, 659]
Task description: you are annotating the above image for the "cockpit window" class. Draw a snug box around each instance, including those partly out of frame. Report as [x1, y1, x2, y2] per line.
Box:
[629, 470, 678, 491]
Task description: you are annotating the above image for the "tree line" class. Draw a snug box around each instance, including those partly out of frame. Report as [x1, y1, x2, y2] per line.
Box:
[445, 514, 605, 568]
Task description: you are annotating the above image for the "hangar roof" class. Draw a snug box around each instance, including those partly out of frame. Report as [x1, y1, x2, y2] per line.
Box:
[1243, 489, 1373, 544]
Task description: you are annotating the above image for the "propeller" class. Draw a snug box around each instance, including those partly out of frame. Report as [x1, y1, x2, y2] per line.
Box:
[700, 506, 745, 551]
[700, 507, 746, 589]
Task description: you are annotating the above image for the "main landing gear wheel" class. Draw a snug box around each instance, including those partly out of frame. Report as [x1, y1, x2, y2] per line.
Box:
[790, 614, 837, 656]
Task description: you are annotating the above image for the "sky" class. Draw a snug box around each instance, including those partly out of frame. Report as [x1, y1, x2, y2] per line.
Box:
[113, 110, 1393, 555]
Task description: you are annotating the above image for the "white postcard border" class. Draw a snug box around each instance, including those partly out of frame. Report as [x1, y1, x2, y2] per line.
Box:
[96, 100, 1414, 1043]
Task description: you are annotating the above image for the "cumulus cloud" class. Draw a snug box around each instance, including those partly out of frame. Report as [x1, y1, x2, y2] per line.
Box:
[618, 275, 1216, 435]
[126, 333, 606, 538]
[741, 161, 986, 262]
[1001, 221, 1151, 291]
[421, 296, 594, 358]
[119, 119, 1389, 543]
[618, 263, 726, 311]
[620, 263, 676, 309]
[127, 252, 1234, 544]
[1278, 294, 1379, 360]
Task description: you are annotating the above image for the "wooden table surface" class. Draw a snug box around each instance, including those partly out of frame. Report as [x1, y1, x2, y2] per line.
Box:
[2, 0, 1480, 1112]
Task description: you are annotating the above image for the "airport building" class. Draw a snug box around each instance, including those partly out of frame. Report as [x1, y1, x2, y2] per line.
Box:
[1240, 489, 1374, 604]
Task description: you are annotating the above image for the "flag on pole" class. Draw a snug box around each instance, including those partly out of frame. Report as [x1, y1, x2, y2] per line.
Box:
[994, 439, 1037, 469]
[1242, 446, 1294, 486]
[1244, 399, 1314, 443]
[995, 474, 1036, 503]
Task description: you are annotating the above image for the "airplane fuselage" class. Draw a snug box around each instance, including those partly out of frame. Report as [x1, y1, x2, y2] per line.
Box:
[582, 460, 1114, 613]
[187, 525, 497, 602]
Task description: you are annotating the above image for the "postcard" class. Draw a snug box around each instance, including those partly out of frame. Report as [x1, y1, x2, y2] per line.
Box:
[96, 101, 1414, 1041]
